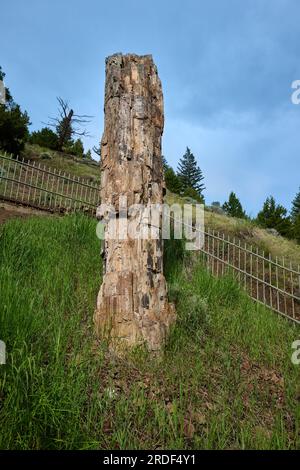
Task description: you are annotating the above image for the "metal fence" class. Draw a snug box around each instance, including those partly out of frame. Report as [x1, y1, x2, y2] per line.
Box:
[199, 227, 300, 324]
[0, 153, 100, 213]
[0, 152, 299, 324]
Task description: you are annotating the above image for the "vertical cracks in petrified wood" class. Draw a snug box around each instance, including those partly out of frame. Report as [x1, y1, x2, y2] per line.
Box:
[94, 53, 176, 351]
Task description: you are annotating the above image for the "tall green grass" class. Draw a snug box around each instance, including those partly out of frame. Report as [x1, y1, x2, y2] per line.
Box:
[0, 215, 299, 449]
[0, 215, 102, 449]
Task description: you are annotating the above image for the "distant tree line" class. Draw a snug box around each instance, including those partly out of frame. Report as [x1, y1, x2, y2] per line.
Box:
[216, 191, 300, 243]
[209, 190, 300, 244]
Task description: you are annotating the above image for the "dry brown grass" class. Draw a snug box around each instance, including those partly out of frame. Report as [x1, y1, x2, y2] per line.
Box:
[22, 144, 100, 183]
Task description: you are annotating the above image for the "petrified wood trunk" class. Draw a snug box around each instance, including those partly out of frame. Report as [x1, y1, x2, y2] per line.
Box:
[94, 53, 175, 351]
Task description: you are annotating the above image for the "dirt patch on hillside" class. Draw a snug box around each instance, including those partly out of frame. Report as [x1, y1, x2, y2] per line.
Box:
[0, 202, 50, 225]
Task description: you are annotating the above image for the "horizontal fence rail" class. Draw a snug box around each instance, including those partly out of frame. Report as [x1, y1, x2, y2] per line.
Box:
[0, 153, 100, 214]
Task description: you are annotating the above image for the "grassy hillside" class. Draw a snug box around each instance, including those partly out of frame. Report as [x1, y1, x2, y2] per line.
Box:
[0, 214, 299, 449]
[21, 144, 100, 183]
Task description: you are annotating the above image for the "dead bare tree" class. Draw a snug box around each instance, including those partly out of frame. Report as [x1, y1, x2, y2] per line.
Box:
[92, 143, 101, 159]
[46, 97, 92, 151]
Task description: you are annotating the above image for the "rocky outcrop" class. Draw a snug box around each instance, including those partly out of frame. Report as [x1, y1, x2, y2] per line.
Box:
[94, 53, 175, 351]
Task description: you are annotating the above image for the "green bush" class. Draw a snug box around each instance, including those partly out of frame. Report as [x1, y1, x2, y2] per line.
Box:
[0, 66, 30, 156]
[183, 186, 204, 203]
[29, 127, 58, 150]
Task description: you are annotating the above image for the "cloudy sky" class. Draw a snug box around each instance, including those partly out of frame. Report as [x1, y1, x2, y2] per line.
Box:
[2, 0, 300, 214]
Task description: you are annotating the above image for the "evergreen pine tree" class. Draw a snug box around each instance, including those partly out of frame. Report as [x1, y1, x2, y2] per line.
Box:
[67, 138, 84, 158]
[164, 166, 182, 194]
[222, 192, 246, 218]
[161, 155, 169, 172]
[84, 149, 92, 160]
[0, 66, 30, 155]
[177, 147, 205, 196]
[291, 188, 300, 222]
[162, 156, 182, 194]
[183, 186, 204, 203]
[29, 127, 58, 150]
[256, 196, 292, 237]
[293, 213, 300, 244]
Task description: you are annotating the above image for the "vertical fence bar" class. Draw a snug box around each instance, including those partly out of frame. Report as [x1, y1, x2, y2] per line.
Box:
[297, 265, 300, 320]
[283, 257, 287, 318]
[83, 178, 89, 207]
[32, 163, 39, 204]
[86, 181, 92, 210]
[227, 234, 230, 276]
[3, 155, 12, 198]
[74, 177, 80, 211]
[64, 173, 70, 209]
[250, 245, 253, 298]
[216, 232, 220, 277]
[211, 229, 215, 275]
[222, 233, 225, 275]
[61, 172, 67, 209]
[207, 227, 211, 272]
[58, 171, 63, 210]
[43, 167, 51, 207]
[233, 236, 236, 277]
[262, 251, 266, 306]
[38, 165, 46, 207]
[27, 162, 35, 204]
[9, 158, 18, 200]
[10, 155, 16, 200]
[49, 167, 55, 209]
[70, 175, 75, 211]
[256, 247, 259, 301]
[269, 253, 273, 311]
[275, 256, 280, 313]
[244, 243, 247, 290]
[15, 157, 24, 201]
[52, 168, 58, 209]
[238, 239, 241, 282]
[79, 178, 84, 209]
[93, 183, 98, 206]
[21, 161, 29, 203]
[290, 261, 295, 319]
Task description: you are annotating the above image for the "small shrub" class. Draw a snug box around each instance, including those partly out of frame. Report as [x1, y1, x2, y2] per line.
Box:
[180, 294, 209, 332]
[40, 152, 52, 160]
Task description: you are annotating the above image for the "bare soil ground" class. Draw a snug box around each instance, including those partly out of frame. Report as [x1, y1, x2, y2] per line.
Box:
[0, 201, 50, 225]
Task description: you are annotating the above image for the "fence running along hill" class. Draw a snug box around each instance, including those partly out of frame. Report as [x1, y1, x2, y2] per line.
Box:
[197, 225, 300, 324]
[167, 216, 300, 325]
[0, 153, 100, 213]
[0, 152, 299, 324]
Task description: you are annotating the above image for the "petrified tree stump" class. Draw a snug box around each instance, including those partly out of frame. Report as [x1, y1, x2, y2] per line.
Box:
[94, 53, 175, 351]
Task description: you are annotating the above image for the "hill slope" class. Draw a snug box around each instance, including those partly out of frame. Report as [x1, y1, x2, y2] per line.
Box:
[22, 143, 100, 183]
[0, 214, 299, 449]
